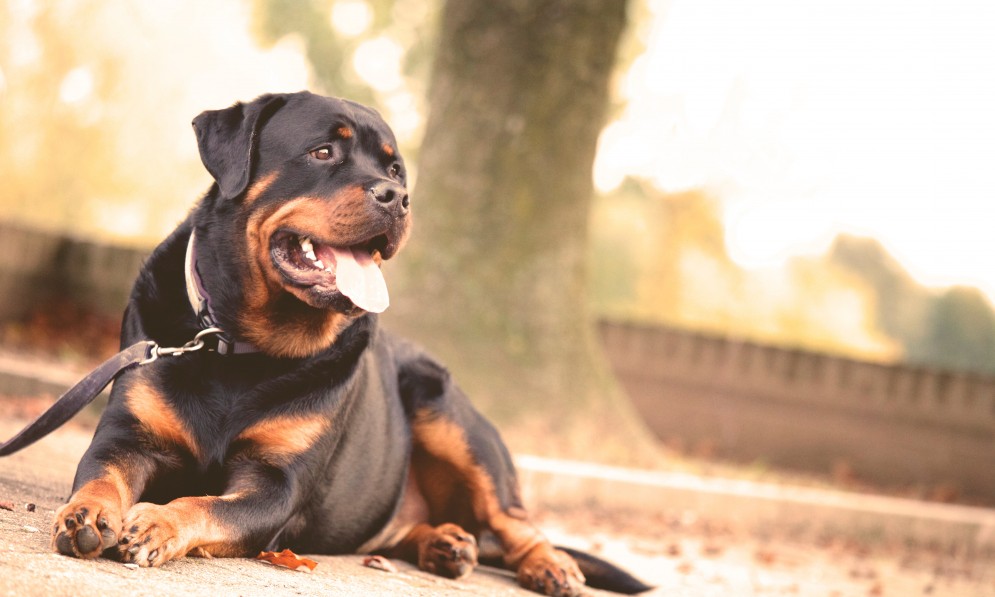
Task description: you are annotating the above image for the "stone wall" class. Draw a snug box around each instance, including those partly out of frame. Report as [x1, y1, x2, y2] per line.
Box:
[0, 222, 147, 321]
[599, 319, 995, 500]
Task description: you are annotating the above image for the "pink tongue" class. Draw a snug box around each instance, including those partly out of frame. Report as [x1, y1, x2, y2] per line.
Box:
[330, 246, 389, 313]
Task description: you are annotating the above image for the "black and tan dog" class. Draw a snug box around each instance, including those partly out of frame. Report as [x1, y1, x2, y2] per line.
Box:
[50, 91, 650, 596]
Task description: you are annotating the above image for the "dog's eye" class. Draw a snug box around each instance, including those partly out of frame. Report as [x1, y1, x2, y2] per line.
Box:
[388, 163, 402, 178]
[310, 146, 334, 161]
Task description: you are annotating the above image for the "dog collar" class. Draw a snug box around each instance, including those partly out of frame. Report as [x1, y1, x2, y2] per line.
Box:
[184, 231, 261, 355]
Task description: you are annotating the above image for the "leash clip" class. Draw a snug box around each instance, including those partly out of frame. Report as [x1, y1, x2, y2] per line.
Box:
[140, 327, 224, 365]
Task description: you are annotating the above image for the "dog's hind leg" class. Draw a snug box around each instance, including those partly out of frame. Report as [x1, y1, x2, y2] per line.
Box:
[396, 356, 586, 597]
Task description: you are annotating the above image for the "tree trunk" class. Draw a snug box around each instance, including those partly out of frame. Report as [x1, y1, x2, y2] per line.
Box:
[385, 0, 656, 461]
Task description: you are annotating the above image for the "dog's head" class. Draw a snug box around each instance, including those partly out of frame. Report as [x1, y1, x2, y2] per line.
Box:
[192, 91, 411, 357]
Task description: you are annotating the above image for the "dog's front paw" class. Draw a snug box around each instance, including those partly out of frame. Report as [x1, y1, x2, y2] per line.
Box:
[118, 503, 188, 567]
[517, 544, 586, 597]
[52, 497, 121, 559]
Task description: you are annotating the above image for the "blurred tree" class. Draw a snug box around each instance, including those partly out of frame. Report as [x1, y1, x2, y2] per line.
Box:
[828, 235, 931, 350]
[251, 0, 375, 104]
[589, 183, 895, 360]
[830, 235, 995, 374]
[916, 287, 995, 375]
[385, 0, 656, 459]
[0, 3, 175, 238]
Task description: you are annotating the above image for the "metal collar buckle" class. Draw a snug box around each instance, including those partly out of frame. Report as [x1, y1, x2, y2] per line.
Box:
[140, 327, 224, 365]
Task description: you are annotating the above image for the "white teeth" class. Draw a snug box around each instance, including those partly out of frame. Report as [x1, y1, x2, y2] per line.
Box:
[298, 236, 324, 269]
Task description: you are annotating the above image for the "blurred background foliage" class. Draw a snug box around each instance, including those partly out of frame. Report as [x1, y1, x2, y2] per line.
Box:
[587, 181, 995, 375]
[1, 0, 993, 378]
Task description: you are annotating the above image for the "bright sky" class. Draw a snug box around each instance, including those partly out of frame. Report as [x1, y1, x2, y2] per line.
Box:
[594, 0, 995, 299]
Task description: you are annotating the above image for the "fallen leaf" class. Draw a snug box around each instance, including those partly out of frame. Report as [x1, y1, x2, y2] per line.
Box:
[363, 555, 398, 573]
[0, 501, 14, 512]
[23, 525, 39, 533]
[256, 549, 318, 572]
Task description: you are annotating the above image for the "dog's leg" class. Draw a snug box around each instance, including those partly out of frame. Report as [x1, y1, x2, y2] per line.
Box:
[54, 372, 161, 559]
[117, 492, 268, 566]
[412, 415, 584, 596]
[53, 460, 148, 559]
[115, 459, 299, 567]
[117, 410, 330, 567]
[398, 358, 585, 597]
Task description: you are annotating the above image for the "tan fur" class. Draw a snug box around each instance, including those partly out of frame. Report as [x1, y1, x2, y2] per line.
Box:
[63, 464, 132, 521]
[236, 415, 329, 465]
[52, 463, 136, 558]
[411, 414, 544, 567]
[122, 495, 245, 564]
[240, 186, 373, 358]
[244, 172, 278, 205]
[126, 378, 200, 459]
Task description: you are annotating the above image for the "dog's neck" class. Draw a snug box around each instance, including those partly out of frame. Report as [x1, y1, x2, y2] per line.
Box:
[184, 231, 261, 356]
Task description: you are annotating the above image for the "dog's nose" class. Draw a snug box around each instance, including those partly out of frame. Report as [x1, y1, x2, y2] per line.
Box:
[369, 181, 409, 216]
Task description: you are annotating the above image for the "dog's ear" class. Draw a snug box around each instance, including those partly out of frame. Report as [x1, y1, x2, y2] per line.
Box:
[192, 94, 287, 199]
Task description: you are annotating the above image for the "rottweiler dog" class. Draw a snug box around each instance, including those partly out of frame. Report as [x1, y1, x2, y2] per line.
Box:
[50, 91, 650, 596]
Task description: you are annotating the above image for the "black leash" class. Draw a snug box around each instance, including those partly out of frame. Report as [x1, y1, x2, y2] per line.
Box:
[0, 327, 223, 457]
[1, 231, 259, 457]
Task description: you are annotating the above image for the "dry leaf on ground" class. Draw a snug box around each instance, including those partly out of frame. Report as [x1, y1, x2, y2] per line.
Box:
[256, 549, 318, 572]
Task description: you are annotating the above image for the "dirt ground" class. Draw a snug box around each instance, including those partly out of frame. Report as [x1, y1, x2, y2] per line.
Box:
[538, 506, 995, 596]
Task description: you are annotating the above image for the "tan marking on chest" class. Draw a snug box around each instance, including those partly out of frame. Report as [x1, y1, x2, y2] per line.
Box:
[236, 415, 329, 465]
[126, 379, 200, 459]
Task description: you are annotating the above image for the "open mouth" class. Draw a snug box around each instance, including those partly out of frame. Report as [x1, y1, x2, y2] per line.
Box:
[270, 230, 391, 313]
